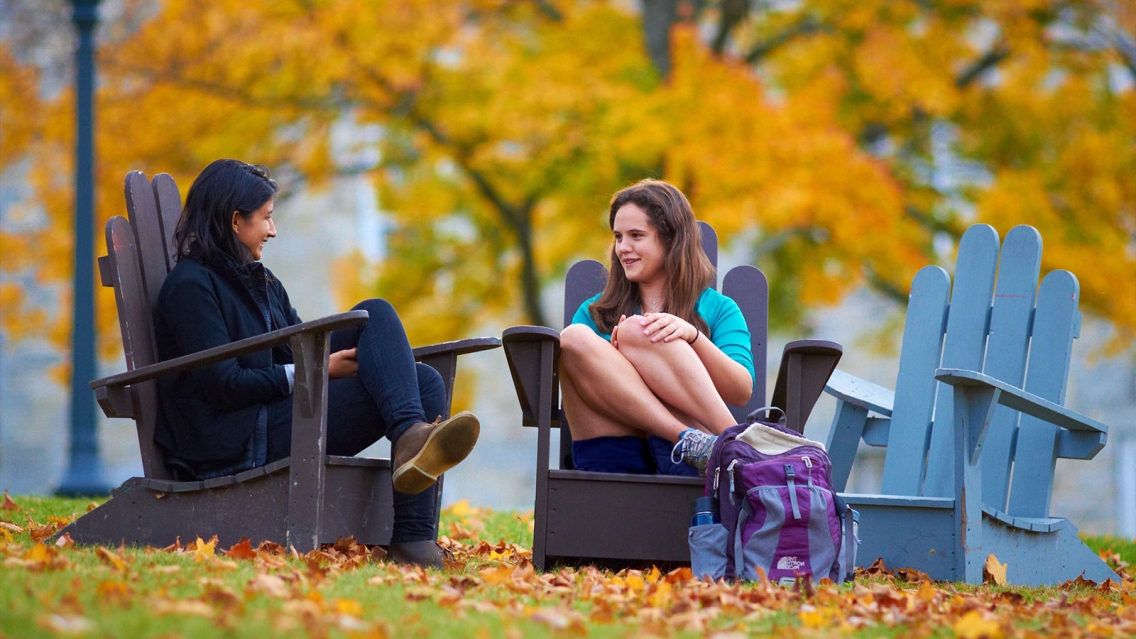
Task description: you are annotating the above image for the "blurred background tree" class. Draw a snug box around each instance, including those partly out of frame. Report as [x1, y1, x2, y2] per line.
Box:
[2, 0, 1132, 362]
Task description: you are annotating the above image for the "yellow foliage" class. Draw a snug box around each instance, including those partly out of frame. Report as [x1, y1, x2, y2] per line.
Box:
[1, 0, 1132, 367]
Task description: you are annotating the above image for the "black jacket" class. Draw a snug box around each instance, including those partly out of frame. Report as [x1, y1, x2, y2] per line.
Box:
[153, 252, 301, 464]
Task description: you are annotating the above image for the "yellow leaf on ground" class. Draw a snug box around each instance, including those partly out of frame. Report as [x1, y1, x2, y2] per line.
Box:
[983, 554, 1008, 586]
[953, 610, 1003, 639]
[96, 547, 127, 571]
[480, 564, 516, 586]
[334, 598, 363, 616]
[24, 542, 50, 563]
[193, 535, 217, 562]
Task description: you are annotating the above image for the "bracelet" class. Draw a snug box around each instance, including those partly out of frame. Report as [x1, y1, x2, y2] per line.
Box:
[689, 327, 700, 345]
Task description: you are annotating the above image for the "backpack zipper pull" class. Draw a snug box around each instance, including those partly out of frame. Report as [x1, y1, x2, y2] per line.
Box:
[713, 465, 721, 492]
[803, 456, 812, 468]
[727, 460, 739, 506]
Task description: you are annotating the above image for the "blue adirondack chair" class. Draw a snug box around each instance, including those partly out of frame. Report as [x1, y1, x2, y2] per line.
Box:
[825, 224, 1116, 585]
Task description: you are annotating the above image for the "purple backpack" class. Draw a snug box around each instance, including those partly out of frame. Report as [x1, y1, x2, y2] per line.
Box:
[689, 419, 852, 584]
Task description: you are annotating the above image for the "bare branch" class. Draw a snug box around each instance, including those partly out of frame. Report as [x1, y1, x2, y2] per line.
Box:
[744, 15, 822, 64]
[955, 43, 1011, 89]
[710, 0, 750, 56]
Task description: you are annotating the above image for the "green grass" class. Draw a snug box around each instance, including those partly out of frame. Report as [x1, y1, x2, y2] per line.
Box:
[1, 494, 1133, 638]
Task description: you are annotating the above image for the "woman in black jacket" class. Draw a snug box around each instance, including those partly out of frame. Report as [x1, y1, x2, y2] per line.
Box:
[154, 159, 478, 567]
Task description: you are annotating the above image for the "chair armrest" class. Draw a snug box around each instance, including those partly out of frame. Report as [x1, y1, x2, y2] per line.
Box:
[412, 337, 501, 360]
[502, 326, 561, 428]
[824, 368, 894, 417]
[91, 310, 369, 391]
[934, 368, 1108, 435]
[766, 339, 842, 432]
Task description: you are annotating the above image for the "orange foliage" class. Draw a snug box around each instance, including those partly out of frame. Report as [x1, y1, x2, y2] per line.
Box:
[1, 0, 1132, 365]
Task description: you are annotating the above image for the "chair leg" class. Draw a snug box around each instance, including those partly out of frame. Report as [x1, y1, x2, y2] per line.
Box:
[827, 401, 868, 492]
[286, 331, 332, 553]
[532, 340, 557, 572]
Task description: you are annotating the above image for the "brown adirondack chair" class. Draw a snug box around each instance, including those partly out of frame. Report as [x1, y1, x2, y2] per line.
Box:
[503, 222, 843, 570]
[60, 171, 500, 552]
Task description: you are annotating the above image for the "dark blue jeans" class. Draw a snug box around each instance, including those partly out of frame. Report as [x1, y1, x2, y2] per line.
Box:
[266, 299, 445, 543]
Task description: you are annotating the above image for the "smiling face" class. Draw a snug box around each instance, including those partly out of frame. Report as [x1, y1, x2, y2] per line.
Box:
[613, 203, 667, 288]
[231, 199, 276, 261]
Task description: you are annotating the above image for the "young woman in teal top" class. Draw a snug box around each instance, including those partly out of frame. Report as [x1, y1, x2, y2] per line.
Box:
[559, 180, 753, 476]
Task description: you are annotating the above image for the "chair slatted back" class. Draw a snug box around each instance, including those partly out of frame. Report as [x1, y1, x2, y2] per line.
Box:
[880, 224, 1079, 518]
[104, 212, 170, 479]
[152, 173, 183, 271]
[973, 226, 1042, 509]
[560, 221, 770, 441]
[1006, 270, 1080, 517]
[124, 172, 171, 312]
[102, 171, 185, 480]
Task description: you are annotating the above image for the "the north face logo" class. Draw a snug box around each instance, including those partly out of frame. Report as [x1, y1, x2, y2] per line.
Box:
[776, 556, 805, 571]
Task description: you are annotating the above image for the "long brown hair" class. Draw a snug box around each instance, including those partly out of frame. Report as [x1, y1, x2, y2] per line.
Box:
[590, 179, 714, 335]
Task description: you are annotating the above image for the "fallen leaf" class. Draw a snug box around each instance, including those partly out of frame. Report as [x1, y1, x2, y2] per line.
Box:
[152, 599, 216, 618]
[1060, 573, 1098, 590]
[953, 610, 1003, 638]
[247, 574, 290, 598]
[334, 598, 363, 616]
[54, 533, 74, 548]
[257, 540, 285, 555]
[192, 535, 217, 562]
[0, 521, 23, 534]
[161, 537, 183, 553]
[864, 557, 890, 577]
[223, 537, 257, 560]
[480, 564, 516, 586]
[200, 579, 242, 610]
[96, 547, 128, 571]
[897, 567, 933, 584]
[26, 520, 57, 542]
[1, 492, 18, 511]
[983, 554, 1007, 586]
[38, 614, 92, 635]
[96, 580, 133, 605]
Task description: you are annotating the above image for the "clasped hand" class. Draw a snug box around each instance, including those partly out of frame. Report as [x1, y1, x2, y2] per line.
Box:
[328, 348, 359, 378]
[611, 313, 696, 348]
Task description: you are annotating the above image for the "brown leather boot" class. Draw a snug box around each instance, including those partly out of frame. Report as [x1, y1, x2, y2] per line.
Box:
[386, 540, 449, 569]
[391, 411, 480, 495]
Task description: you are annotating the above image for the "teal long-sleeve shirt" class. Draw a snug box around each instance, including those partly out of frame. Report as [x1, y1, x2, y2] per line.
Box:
[570, 287, 755, 389]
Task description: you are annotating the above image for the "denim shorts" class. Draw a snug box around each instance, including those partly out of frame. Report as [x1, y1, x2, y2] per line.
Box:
[572, 435, 699, 476]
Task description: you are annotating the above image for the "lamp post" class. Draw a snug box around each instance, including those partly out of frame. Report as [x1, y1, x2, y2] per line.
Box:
[56, 0, 109, 497]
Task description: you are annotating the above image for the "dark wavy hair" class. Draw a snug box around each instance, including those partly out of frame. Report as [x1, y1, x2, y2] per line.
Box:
[174, 159, 279, 264]
[589, 179, 714, 335]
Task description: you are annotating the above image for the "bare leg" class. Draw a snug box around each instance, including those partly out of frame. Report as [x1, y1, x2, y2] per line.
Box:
[559, 325, 691, 442]
[615, 315, 737, 435]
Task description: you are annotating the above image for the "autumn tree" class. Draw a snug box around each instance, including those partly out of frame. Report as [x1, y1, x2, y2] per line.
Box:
[648, 0, 1136, 343]
[2, 0, 1132, 363]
